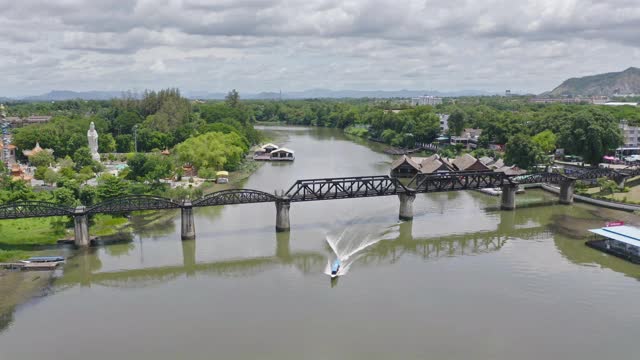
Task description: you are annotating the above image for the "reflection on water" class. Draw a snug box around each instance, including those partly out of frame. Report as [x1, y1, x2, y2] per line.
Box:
[3, 126, 640, 360]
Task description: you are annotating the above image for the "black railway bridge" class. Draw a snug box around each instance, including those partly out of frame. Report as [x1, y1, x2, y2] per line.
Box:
[0, 169, 612, 247]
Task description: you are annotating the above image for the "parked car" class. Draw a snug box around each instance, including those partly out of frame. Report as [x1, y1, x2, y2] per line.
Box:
[624, 155, 640, 162]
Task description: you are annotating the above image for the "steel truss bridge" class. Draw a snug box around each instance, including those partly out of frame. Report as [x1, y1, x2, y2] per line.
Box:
[0, 168, 627, 220]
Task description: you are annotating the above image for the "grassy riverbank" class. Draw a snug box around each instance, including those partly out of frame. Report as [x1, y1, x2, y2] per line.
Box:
[0, 217, 66, 262]
[0, 214, 129, 262]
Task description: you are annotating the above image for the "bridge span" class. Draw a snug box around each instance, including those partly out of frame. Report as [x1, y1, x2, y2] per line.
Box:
[0, 171, 578, 246]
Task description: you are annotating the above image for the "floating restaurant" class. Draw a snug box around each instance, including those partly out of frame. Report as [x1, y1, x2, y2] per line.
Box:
[253, 144, 295, 161]
[587, 223, 640, 264]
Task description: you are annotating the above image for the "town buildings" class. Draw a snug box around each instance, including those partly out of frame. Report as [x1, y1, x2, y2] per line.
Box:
[0, 143, 16, 165]
[438, 114, 449, 133]
[450, 128, 483, 149]
[6, 115, 52, 127]
[410, 96, 443, 106]
[619, 120, 640, 147]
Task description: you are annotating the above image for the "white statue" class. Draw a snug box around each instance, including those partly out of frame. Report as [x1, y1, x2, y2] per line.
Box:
[87, 122, 100, 162]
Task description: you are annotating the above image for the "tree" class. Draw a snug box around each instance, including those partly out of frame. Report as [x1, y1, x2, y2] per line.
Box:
[34, 166, 47, 180]
[598, 178, 620, 195]
[73, 147, 94, 170]
[532, 130, 557, 154]
[43, 168, 61, 186]
[79, 186, 97, 206]
[175, 131, 248, 172]
[126, 153, 173, 181]
[114, 111, 143, 134]
[381, 129, 397, 144]
[99, 133, 116, 153]
[225, 89, 240, 108]
[115, 134, 134, 153]
[558, 108, 622, 165]
[29, 151, 54, 168]
[448, 109, 466, 136]
[504, 134, 542, 169]
[53, 187, 77, 206]
[96, 174, 129, 200]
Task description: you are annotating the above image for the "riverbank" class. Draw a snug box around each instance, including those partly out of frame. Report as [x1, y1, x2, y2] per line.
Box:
[542, 184, 640, 212]
[0, 214, 130, 263]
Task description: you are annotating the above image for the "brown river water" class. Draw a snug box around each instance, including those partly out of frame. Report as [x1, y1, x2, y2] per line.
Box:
[1, 126, 640, 360]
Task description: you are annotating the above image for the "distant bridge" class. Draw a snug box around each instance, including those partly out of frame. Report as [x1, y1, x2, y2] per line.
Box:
[0, 167, 627, 246]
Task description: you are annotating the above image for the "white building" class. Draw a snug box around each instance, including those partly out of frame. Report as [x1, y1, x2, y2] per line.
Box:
[603, 102, 638, 107]
[438, 114, 449, 133]
[411, 96, 443, 106]
[620, 120, 640, 147]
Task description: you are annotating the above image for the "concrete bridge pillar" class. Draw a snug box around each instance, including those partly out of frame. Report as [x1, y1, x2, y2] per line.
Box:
[500, 184, 518, 211]
[559, 178, 576, 205]
[275, 198, 291, 232]
[181, 201, 196, 240]
[398, 192, 416, 221]
[73, 206, 90, 247]
[616, 176, 627, 188]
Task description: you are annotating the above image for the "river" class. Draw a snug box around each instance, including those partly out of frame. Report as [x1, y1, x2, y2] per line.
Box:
[1, 126, 640, 359]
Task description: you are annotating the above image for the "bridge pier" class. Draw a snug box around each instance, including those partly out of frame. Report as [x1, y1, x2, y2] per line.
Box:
[559, 178, 576, 205]
[275, 198, 291, 232]
[398, 192, 416, 221]
[73, 206, 90, 247]
[500, 184, 517, 211]
[181, 201, 196, 240]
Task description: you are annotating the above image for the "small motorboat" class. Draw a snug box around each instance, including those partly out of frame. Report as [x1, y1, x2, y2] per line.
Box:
[330, 259, 341, 278]
[22, 256, 65, 263]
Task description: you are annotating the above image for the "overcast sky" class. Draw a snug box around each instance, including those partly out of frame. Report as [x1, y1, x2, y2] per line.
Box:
[0, 0, 638, 96]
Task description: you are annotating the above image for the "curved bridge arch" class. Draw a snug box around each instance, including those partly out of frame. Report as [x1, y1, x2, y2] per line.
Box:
[87, 195, 182, 215]
[192, 189, 277, 207]
[0, 201, 75, 219]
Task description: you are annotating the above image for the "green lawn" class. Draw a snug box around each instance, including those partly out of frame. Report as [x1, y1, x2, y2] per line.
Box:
[0, 215, 129, 262]
[581, 185, 640, 204]
[90, 214, 129, 237]
[0, 217, 67, 262]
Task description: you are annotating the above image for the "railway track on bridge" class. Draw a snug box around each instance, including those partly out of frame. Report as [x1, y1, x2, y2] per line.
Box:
[0, 169, 615, 246]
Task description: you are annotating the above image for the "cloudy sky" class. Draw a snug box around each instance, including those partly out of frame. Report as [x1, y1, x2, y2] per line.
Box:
[0, 0, 638, 96]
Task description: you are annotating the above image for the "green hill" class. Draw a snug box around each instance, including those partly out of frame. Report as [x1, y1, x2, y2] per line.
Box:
[548, 67, 640, 97]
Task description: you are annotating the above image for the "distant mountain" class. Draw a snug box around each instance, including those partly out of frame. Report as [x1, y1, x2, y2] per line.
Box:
[548, 67, 640, 97]
[23, 90, 125, 101]
[188, 88, 494, 100]
[8, 88, 495, 101]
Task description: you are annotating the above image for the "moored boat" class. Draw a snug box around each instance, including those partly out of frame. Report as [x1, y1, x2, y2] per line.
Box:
[23, 256, 65, 263]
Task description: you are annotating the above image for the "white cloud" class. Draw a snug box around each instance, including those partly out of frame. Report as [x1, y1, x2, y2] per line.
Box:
[0, 0, 638, 96]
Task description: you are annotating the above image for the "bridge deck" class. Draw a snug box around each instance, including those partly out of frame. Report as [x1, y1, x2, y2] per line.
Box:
[0, 170, 602, 219]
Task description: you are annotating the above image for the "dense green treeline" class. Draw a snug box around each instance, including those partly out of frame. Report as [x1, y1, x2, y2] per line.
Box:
[6, 94, 639, 171]
[244, 96, 633, 167]
[2, 90, 263, 206]
[9, 89, 261, 158]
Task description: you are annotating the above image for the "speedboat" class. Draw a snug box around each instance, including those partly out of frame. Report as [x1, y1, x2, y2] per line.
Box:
[330, 259, 341, 278]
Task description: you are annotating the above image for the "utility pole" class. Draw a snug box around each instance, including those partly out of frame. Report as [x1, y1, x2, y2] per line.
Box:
[133, 124, 138, 153]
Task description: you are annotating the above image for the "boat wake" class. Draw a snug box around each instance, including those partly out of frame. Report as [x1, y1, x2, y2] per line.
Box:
[323, 222, 397, 277]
